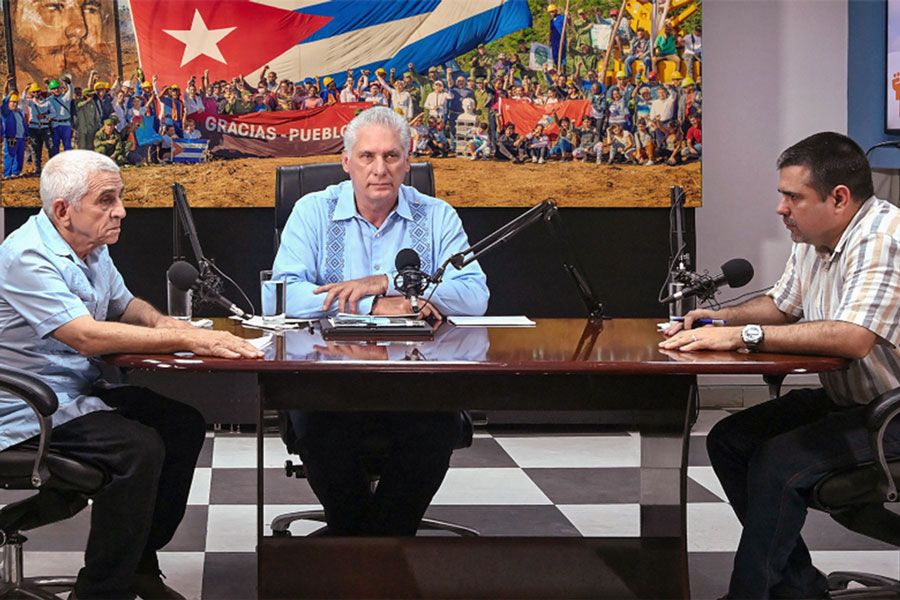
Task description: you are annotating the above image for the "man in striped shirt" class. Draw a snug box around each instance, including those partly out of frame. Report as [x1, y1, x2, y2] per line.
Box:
[660, 131, 900, 599]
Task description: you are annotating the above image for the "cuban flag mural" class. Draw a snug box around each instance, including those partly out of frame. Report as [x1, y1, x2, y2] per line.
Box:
[128, 0, 532, 87]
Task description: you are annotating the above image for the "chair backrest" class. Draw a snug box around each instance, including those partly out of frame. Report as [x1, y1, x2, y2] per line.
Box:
[274, 161, 435, 246]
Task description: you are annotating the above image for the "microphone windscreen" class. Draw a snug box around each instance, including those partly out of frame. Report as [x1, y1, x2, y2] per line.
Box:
[167, 261, 200, 291]
[395, 248, 421, 271]
[721, 258, 754, 288]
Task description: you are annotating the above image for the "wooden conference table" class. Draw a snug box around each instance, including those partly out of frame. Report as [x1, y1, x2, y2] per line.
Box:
[108, 318, 848, 599]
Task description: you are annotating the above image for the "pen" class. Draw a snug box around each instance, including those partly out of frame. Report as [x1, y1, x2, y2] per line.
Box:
[671, 317, 727, 326]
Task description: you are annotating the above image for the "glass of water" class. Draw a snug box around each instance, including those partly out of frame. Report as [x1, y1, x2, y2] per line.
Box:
[260, 270, 286, 328]
[167, 279, 192, 321]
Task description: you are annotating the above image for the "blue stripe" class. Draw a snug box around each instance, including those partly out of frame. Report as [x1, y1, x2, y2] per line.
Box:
[314, 0, 532, 88]
[297, 0, 441, 43]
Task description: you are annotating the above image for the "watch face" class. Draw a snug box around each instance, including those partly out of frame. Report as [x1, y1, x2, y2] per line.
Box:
[743, 325, 763, 345]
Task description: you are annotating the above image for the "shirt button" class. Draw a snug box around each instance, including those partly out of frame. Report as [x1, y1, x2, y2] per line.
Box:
[375, 233, 381, 238]
[374, 265, 381, 271]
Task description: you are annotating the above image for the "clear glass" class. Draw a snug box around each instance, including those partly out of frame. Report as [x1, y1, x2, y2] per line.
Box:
[167, 279, 192, 321]
[260, 269, 286, 328]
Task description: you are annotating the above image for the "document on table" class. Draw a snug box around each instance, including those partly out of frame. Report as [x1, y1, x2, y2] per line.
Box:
[448, 316, 536, 327]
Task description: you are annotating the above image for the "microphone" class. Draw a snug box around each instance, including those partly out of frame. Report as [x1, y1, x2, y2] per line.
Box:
[167, 261, 250, 319]
[661, 258, 754, 304]
[393, 248, 429, 313]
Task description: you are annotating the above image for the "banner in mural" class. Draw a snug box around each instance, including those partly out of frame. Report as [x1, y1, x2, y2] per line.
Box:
[191, 102, 367, 158]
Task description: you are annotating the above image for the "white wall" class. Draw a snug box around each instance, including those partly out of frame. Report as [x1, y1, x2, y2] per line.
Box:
[702, 0, 848, 297]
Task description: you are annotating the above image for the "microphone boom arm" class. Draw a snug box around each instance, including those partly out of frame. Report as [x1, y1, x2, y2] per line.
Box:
[432, 200, 605, 320]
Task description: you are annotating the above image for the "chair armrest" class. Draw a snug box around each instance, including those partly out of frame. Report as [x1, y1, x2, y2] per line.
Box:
[863, 386, 900, 501]
[0, 367, 57, 488]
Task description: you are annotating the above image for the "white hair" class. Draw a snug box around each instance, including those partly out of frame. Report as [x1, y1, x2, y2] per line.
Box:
[40, 150, 120, 216]
[343, 106, 411, 158]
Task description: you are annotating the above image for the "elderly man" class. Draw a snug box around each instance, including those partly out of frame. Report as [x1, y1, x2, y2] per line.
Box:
[272, 106, 489, 535]
[661, 132, 900, 600]
[0, 150, 261, 599]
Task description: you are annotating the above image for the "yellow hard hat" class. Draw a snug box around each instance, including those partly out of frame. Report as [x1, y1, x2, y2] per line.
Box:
[8, 94, 18, 102]
[681, 77, 695, 87]
[376, 68, 387, 75]
[28, 83, 40, 92]
[548, 4, 557, 11]
[323, 76, 334, 86]
[616, 71, 626, 78]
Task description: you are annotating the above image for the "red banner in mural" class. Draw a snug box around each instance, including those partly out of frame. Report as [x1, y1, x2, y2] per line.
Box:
[498, 98, 592, 139]
[190, 102, 369, 158]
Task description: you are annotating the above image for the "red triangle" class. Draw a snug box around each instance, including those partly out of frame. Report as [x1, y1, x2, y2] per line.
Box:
[130, 0, 331, 85]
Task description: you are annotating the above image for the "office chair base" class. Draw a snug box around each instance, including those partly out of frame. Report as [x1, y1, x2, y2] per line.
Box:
[271, 510, 479, 537]
[829, 571, 900, 598]
[0, 578, 77, 600]
[0, 536, 76, 599]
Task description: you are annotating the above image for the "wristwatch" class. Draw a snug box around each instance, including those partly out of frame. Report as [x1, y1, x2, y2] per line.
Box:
[741, 324, 765, 351]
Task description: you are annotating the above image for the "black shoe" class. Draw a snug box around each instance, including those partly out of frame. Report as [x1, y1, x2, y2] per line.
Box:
[133, 572, 186, 600]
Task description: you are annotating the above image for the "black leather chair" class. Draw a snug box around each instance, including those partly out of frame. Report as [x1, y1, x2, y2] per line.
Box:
[270, 161, 477, 537]
[0, 367, 105, 599]
[274, 161, 435, 248]
[807, 385, 900, 597]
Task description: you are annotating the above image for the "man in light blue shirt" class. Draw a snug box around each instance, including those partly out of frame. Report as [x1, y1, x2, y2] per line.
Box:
[0, 149, 261, 599]
[273, 106, 489, 536]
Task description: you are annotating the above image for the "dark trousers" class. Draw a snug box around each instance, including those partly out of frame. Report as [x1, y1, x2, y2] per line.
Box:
[30, 386, 205, 599]
[27, 126, 52, 171]
[292, 411, 459, 536]
[707, 388, 900, 599]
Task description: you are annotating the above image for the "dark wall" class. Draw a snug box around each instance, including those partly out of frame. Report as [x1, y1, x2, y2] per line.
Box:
[5, 206, 694, 319]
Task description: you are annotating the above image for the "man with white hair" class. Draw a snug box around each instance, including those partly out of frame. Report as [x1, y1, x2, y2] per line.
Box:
[272, 106, 489, 535]
[0, 150, 261, 599]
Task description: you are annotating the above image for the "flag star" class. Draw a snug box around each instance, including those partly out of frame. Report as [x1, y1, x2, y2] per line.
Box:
[163, 10, 237, 67]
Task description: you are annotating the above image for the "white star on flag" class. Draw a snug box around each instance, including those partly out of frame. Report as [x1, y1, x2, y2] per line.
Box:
[163, 10, 237, 67]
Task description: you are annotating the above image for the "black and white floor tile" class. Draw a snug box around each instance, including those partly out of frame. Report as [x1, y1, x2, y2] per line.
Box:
[5, 409, 898, 599]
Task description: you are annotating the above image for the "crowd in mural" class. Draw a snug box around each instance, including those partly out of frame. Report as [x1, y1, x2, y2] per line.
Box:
[1, 4, 701, 178]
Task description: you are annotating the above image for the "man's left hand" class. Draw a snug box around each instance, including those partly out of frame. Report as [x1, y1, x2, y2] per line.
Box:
[314, 274, 388, 313]
[371, 296, 443, 321]
[658, 325, 743, 352]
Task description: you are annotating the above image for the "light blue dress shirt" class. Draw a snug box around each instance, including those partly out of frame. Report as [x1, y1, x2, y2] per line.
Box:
[0, 211, 134, 450]
[273, 181, 489, 318]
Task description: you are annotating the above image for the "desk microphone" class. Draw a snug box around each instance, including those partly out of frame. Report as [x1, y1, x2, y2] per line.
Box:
[167, 261, 251, 319]
[661, 258, 754, 304]
[394, 248, 429, 313]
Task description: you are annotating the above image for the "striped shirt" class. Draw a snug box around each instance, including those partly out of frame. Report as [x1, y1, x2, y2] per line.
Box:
[769, 196, 900, 405]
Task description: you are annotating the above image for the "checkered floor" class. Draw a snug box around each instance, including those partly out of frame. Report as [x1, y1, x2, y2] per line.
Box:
[4, 409, 899, 599]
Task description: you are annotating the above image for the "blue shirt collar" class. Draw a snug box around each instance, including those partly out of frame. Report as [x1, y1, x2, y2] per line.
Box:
[332, 181, 416, 224]
[35, 210, 93, 268]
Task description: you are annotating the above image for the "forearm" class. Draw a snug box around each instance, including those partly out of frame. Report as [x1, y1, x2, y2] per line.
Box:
[715, 295, 795, 326]
[758, 320, 875, 359]
[119, 297, 193, 329]
[428, 272, 489, 316]
[53, 315, 197, 356]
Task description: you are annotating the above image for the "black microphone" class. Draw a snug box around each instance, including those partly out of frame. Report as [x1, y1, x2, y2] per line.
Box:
[167, 261, 250, 319]
[661, 258, 754, 304]
[393, 248, 429, 313]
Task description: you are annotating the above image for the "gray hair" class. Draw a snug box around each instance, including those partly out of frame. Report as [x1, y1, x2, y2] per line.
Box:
[40, 150, 120, 216]
[343, 106, 411, 158]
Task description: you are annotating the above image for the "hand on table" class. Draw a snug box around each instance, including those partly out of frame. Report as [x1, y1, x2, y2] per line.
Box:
[314, 275, 388, 314]
[184, 329, 263, 359]
[371, 296, 442, 321]
[658, 325, 743, 352]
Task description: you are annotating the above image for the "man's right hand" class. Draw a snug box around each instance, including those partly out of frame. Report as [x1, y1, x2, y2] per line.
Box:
[314, 274, 388, 314]
[662, 308, 721, 337]
[183, 328, 263, 359]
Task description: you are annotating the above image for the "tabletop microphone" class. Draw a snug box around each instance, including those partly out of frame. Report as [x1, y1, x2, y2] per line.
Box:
[167, 260, 250, 319]
[394, 248, 429, 313]
[661, 258, 754, 304]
